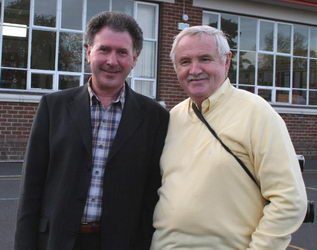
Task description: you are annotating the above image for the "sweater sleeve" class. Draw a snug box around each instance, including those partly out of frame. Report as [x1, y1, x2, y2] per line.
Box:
[247, 105, 307, 250]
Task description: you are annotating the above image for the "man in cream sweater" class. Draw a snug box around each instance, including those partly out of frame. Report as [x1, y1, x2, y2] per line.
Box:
[150, 26, 307, 250]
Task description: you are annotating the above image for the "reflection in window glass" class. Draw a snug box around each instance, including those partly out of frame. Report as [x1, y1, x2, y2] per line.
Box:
[31, 74, 53, 89]
[0, 69, 26, 89]
[260, 21, 274, 51]
[2, 29, 28, 68]
[276, 56, 290, 87]
[31, 30, 56, 70]
[240, 17, 256, 51]
[62, 0, 83, 30]
[277, 23, 291, 53]
[294, 25, 308, 57]
[239, 52, 255, 85]
[203, 13, 218, 28]
[258, 89, 272, 102]
[112, 0, 133, 16]
[276, 90, 289, 103]
[228, 51, 237, 83]
[58, 32, 82, 72]
[34, 0, 56, 27]
[258, 54, 273, 86]
[293, 58, 307, 88]
[59, 75, 80, 89]
[310, 59, 317, 89]
[134, 80, 154, 97]
[134, 41, 155, 78]
[309, 91, 317, 105]
[292, 90, 307, 105]
[137, 4, 156, 39]
[310, 27, 317, 58]
[221, 14, 238, 49]
[86, 0, 109, 24]
[4, 0, 30, 25]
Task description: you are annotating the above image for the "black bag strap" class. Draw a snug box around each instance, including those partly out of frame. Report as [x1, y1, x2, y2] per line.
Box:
[192, 103, 259, 187]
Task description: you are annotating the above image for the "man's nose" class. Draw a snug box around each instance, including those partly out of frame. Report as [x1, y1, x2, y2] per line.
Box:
[189, 61, 202, 75]
[106, 52, 119, 65]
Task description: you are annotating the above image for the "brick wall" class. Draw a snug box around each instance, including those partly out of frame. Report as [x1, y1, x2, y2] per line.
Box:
[157, 0, 201, 109]
[0, 102, 37, 161]
[281, 114, 317, 160]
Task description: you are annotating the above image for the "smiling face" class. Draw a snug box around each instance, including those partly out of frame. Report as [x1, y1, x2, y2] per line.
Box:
[174, 33, 231, 106]
[86, 27, 138, 96]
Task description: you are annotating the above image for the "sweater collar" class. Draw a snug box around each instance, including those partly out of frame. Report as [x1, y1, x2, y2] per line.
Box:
[189, 78, 232, 114]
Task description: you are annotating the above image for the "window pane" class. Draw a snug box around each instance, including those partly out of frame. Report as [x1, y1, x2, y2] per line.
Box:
[292, 90, 307, 105]
[84, 74, 91, 84]
[309, 91, 317, 105]
[276, 90, 289, 103]
[310, 59, 317, 89]
[259, 21, 274, 51]
[59, 75, 80, 89]
[258, 89, 272, 102]
[293, 58, 307, 88]
[258, 54, 273, 86]
[240, 17, 256, 51]
[137, 4, 156, 39]
[203, 13, 218, 28]
[4, 0, 30, 25]
[277, 23, 291, 53]
[294, 25, 308, 57]
[0, 69, 26, 89]
[134, 80, 154, 97]
[34, 0, 56, 27]
[239, 85, 254, 93]
[310, 27, 317, 58]
[31, 73, 53, 89]
[86, 0, 109, 24]
[134, 41, 155, 78]
[276, 56, 290, 87]
[31, 30, 56, 70]
[58, 32, 83, 72]
[221, 14, 238, 49]
[228, 51, 237, 83]
[61, 0, 83, 30]
[112, 0, 133, 16]
[239, 52, 255, 85]
[2, 27, 28, 68]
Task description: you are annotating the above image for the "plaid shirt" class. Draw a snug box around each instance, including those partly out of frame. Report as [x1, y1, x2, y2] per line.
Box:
[81, 83, 125, 223]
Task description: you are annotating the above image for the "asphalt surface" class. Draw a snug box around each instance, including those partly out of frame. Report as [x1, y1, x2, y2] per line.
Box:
[0, 161, 316, 250]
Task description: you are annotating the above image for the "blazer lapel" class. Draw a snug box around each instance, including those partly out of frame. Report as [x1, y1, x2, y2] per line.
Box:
[107, 86, 144, 162]
[67, 85, 92, 159]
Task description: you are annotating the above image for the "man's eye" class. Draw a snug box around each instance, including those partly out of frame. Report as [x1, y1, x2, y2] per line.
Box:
[179, 60, 190, 65]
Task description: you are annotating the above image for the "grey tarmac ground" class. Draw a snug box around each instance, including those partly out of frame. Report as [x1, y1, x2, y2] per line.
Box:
[0, 161, 316, 250]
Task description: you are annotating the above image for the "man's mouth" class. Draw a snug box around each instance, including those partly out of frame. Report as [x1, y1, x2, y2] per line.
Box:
[187, 74, 209, 82]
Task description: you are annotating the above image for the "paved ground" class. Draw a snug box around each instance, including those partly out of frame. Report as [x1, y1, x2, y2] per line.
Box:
[0, 161, 316, 250]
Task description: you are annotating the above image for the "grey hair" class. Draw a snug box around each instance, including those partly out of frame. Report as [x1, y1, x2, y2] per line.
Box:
[170, 25, 230, 66]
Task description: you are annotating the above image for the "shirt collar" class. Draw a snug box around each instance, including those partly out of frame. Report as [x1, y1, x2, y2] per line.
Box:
[87, 78, 125, 109]
[189, 78, 231, 114]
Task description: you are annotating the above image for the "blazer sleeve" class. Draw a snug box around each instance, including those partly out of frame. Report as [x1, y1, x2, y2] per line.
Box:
[136, 107, 169, 250]
[14, 96, 50, 250]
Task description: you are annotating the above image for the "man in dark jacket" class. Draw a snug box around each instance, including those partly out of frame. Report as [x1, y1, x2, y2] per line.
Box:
[14, 11, 169, 250]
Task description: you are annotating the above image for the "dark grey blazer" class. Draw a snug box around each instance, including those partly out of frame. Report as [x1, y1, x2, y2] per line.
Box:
[14, 84, 169, 250]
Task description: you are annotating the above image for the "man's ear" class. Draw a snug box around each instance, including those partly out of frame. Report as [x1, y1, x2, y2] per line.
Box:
[225, 51, 232, 73]
[86, 45, 91, 64]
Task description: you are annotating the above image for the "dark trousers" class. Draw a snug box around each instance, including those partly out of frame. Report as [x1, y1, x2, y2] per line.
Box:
[73, 232, 101, 250]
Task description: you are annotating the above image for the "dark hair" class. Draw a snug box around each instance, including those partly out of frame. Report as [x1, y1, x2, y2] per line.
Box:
[85, 11, 143, 54]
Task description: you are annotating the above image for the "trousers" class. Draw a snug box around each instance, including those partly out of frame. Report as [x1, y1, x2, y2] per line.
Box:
[73, 232, 101, 250]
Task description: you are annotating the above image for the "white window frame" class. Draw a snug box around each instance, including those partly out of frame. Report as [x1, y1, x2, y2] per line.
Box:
[0, 0, 159, 102]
